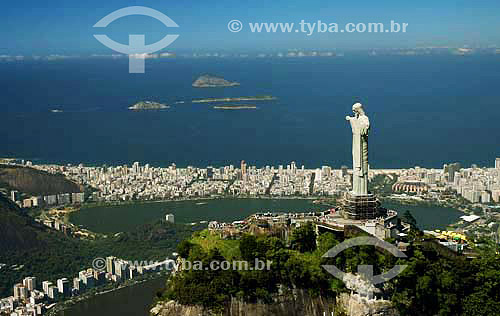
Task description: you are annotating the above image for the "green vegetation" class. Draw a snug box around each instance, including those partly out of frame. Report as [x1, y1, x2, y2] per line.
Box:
[290, 221, 317, 252]
[192, 75, 240, 88]
[0, 195, 47, 253]
[160, 221, 500, 316]
[190, 230, 241, 259]
[161, 224, 348, 311]
[0, 195, 202, 297]
[388, 245, 500, 316]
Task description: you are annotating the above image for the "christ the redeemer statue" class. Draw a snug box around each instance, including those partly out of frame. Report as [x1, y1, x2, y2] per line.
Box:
[346, 103, 370, 196]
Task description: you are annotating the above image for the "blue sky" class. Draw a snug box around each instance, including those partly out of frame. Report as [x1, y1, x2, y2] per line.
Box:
[1, 0, 499, 54]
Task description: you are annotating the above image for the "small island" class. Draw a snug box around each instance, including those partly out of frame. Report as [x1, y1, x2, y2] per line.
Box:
[213, 105, 258, 110]
[192, 95, 276, 103]
[128, 101, 169, 111]
[192, 75, 240, 88]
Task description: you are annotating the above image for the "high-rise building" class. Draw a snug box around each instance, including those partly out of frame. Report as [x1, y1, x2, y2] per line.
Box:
[341, 166, 349, 177]
[47, 286, 59, 300]
[491, 190, 500, 203]
[44, 195, 57, 205]
[13, 284, 28, 301]
[22, 277, 36, 292]
[132, 162, 140, 173]
[444, 163, 461, 182]
[106, 256, 116, 275]
[57, 193, 71, 205]
[72, 192, 85, 204]
[42, 281, 52, 295]
[241, 160, 247, 180]
[10, 190, 19, 201]
[315, 169, 322, 182]
[481, 191, 491, 203]
[73, 278, 85, 293]
[114, 260, 129, 280]
[30, 196, 43, 207]
[57, 278, 70, 296]
[94, 270, 106, 286]
[129, 266, 138, 279]
[81, 272, 95, 288]
[321, 166, 331, 178]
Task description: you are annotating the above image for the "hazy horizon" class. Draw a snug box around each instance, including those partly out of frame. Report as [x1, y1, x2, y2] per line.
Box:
[2, 0, 500, 55]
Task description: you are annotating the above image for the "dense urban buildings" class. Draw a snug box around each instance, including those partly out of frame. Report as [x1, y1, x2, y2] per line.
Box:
[2, 159, 499, 315]
[5, 158, 500, 208]
[392, 159, 500, 204]
[30, 161, 351, 202]
[0, 257, 174, 315]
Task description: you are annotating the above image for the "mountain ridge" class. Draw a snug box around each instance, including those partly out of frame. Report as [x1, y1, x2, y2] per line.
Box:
[0, 194, 47, 252]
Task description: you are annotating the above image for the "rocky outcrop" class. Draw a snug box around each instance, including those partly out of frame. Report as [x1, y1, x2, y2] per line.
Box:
[151, 290, 399, 316]
[129, 101, 169, 110]
[0, 165, 82, 196]
[338, 293, 398, 316]
[192, 75, 240, 88]
[151, 289, 336, 316]
[150, 300, 204, 316]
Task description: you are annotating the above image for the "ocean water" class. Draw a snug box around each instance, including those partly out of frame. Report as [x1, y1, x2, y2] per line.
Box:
[1, 55, 499, 168]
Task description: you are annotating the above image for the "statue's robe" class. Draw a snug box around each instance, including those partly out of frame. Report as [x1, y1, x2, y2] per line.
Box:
[349, 114, 370, 195]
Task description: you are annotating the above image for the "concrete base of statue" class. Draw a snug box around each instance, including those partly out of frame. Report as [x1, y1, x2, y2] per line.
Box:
[341, 191, 384, 220]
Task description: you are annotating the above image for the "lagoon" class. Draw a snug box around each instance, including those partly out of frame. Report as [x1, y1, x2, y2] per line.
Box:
[70, 198, 325, 232]
[69, 198, 462, 233]
[58, 277, 165, 316]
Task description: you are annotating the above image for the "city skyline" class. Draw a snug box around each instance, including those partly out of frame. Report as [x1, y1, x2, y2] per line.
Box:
[5, 157, 500, 206]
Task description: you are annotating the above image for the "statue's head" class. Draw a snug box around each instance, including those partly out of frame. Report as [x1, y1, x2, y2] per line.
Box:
[352, 103, 365, 116]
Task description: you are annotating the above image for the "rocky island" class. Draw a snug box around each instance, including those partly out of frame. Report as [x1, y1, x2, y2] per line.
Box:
[213, 105, 258, 110]
[128, 101, 169, 110]
[192, 75, 240, 88]
[192, 95, 276, 103]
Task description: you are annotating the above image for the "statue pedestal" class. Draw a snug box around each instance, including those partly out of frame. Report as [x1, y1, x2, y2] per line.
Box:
[341, 192, 383, 220]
